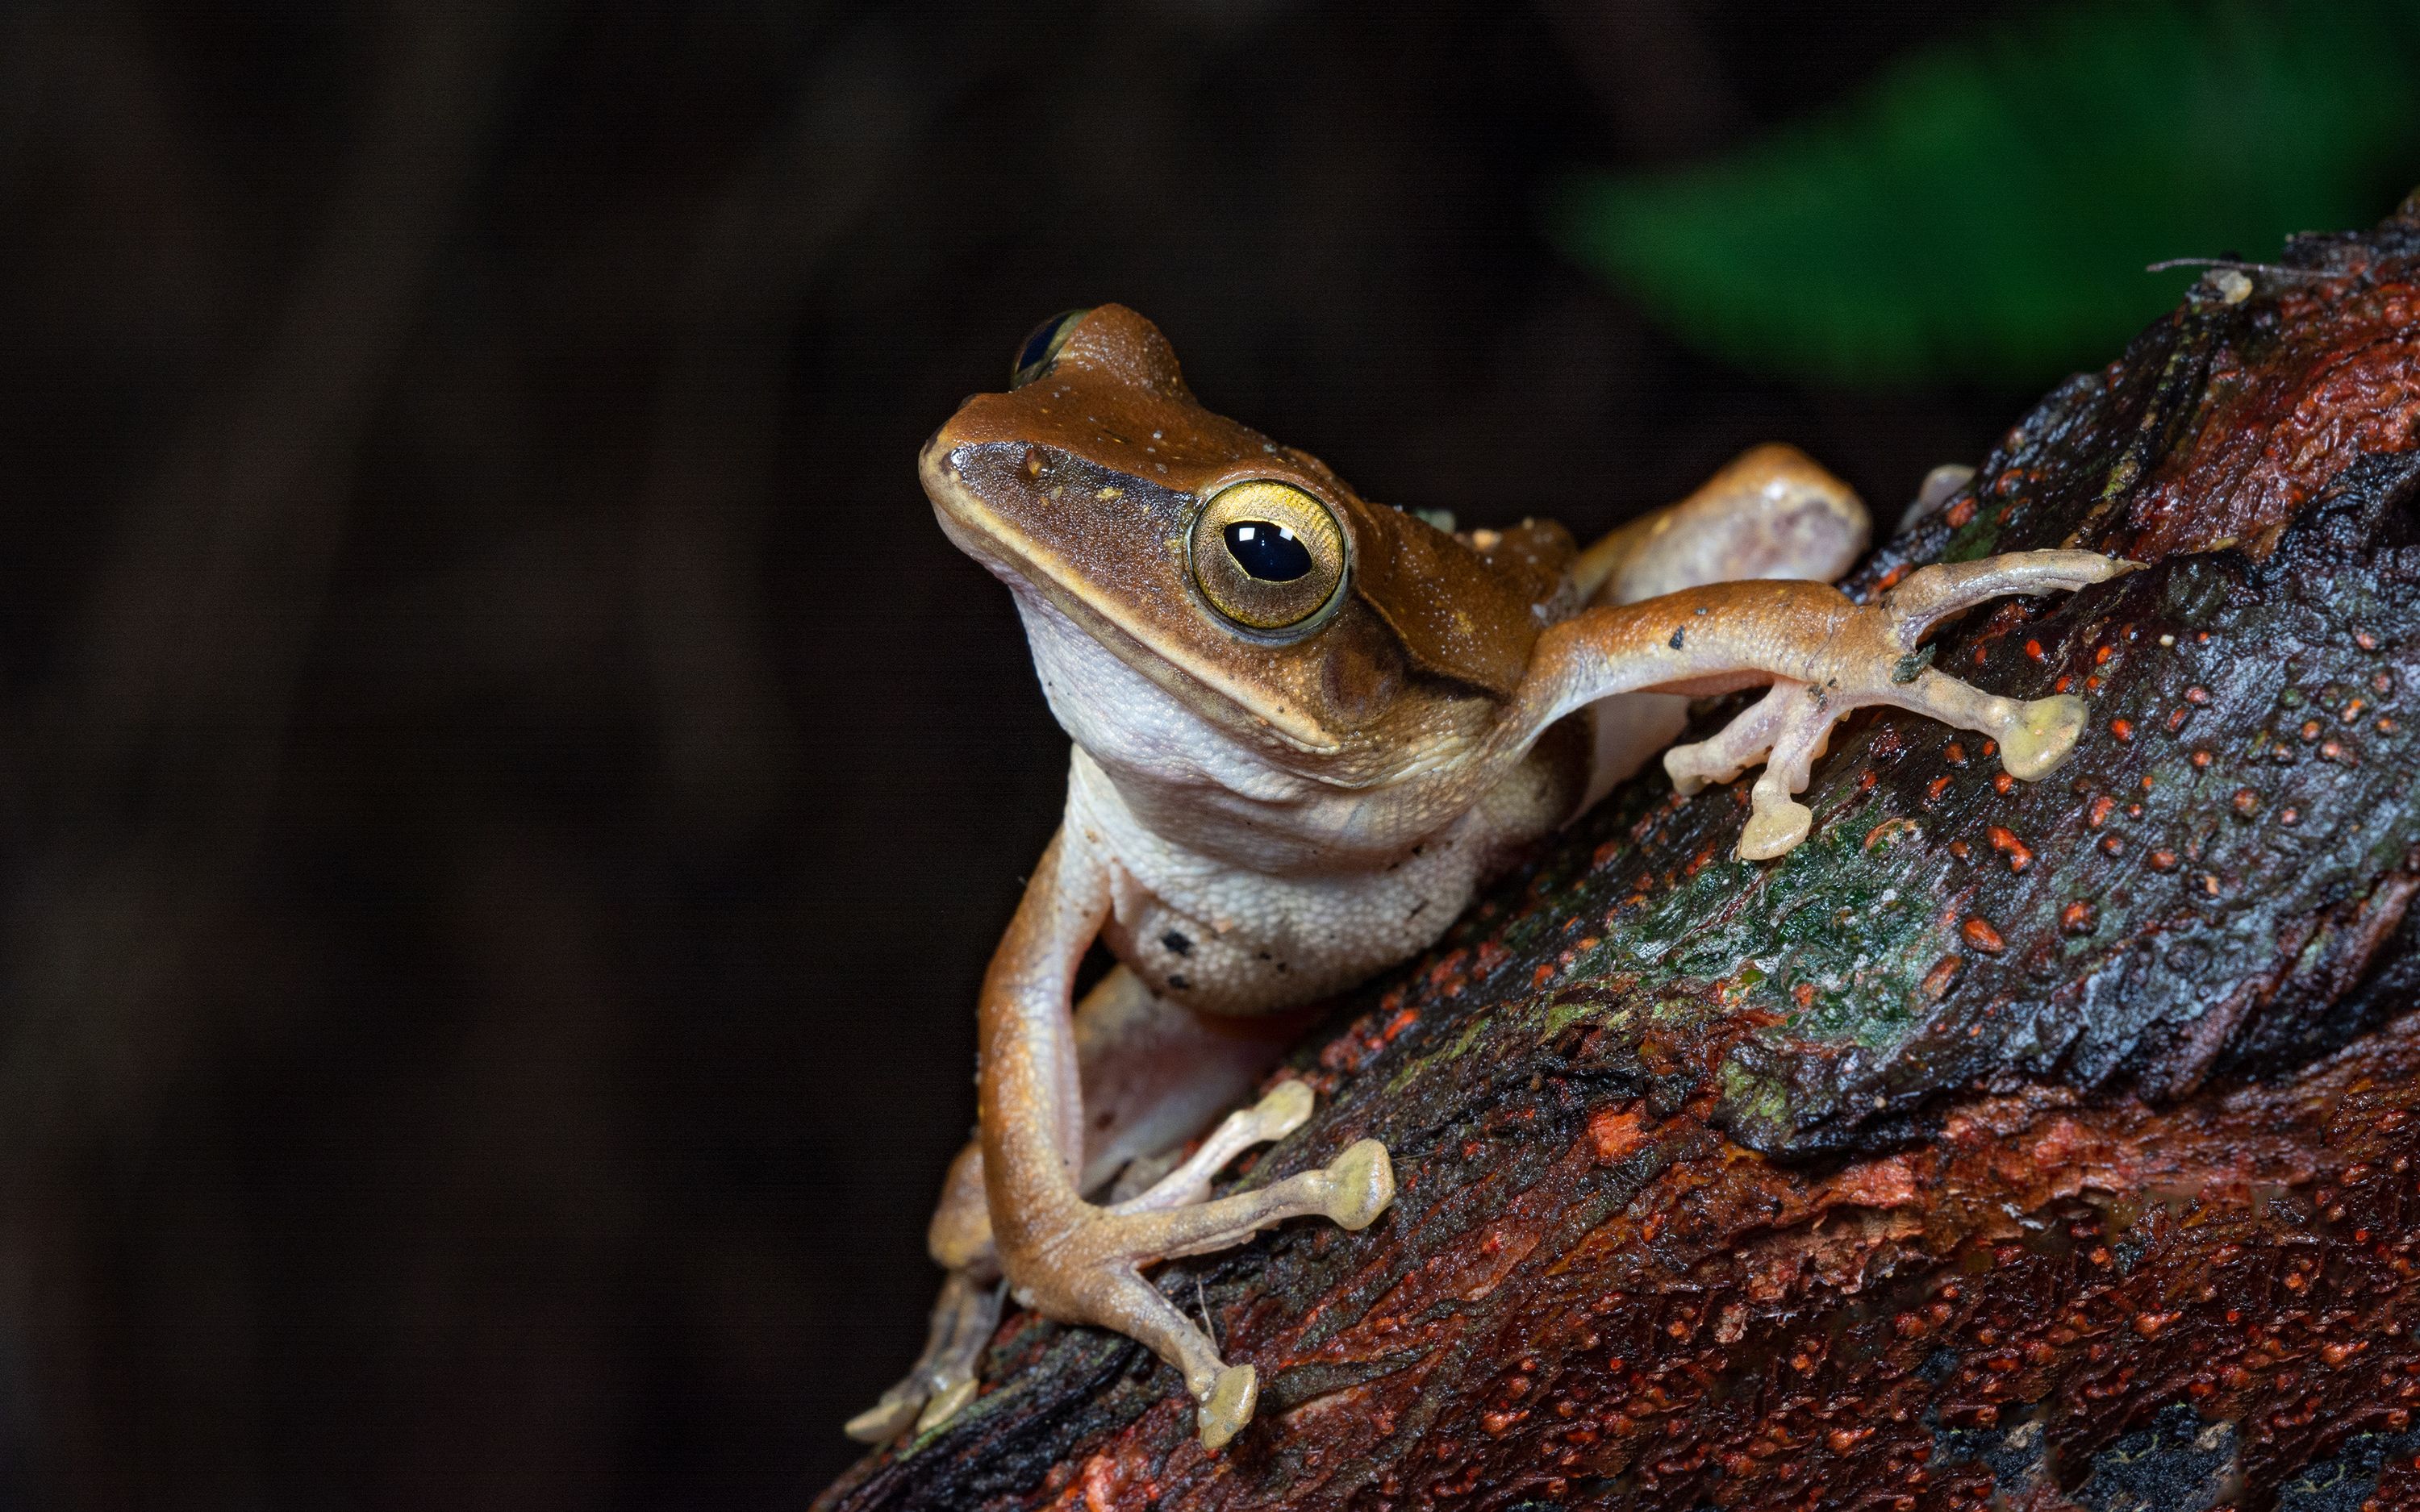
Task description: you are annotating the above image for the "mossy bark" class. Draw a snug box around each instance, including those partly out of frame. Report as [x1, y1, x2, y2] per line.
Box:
[819, 204, 2420, 1512]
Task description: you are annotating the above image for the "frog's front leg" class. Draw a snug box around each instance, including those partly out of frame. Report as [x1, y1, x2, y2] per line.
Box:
[1567, 444, 1871, 803]
[972, 828, 1392, 1449]
[1523, 551, 2133, 860]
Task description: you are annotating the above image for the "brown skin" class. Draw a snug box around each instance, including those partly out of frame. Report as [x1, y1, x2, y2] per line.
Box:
[849, 306, 2128, 1449]
[928, 305, 1558, 793]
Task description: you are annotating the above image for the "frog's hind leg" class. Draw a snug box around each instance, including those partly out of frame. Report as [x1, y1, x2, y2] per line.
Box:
[842, 1137, 1003, 1443]
[845, 968, 1312, 1442]
[1010, 1133, 1395, 1449]
[1571, 442, 1870, 606]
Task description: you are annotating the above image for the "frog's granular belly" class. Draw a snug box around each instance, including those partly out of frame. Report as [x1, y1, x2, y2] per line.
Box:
[1066, 750, 1497, 1016]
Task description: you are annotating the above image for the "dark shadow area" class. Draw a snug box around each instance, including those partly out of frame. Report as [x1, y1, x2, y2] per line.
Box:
[0, 1, 2046, 1503]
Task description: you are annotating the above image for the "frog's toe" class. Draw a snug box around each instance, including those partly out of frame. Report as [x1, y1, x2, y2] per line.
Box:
[1666, 681, 1797, 802]
[1718, 684, 1834, 861]
[1256, 1078, 1316, 1139]
[1112, 1077, 1322, 1215]
[1883, 550, 2134, 640]
[846, 1268, 1001, 1443]
[1198, 1364, 1258, 1450]
[913, 1377, 980, 1435]
[844, 1384, 928, 1444]
[1320, 1139, 1395, 1230]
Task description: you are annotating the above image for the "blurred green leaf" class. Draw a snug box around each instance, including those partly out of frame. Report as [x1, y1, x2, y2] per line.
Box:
[1554, 0, 2420, 384]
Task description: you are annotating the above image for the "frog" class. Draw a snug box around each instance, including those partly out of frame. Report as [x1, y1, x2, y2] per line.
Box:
[845, 305, 2127, 1450]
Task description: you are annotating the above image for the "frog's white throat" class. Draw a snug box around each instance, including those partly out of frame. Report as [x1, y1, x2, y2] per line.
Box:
[1010, 586, 1487, 876]
[1010, 587, 1327, 808]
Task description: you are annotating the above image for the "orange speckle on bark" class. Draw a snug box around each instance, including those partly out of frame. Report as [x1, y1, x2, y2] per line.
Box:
[1588, 1105, 1646, 1163]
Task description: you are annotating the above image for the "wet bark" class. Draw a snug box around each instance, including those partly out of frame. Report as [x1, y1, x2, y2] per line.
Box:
[819, 202, 2420, 1512]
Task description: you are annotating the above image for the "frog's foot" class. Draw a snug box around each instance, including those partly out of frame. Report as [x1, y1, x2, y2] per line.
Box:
[1110, 1079, 1315, 1215]
[1665, 550, 2132, 861]
[849, 1083, 1332, 1444]
[1008, 1129, 1393, 1449]
[843, 1268, 1003, 1443]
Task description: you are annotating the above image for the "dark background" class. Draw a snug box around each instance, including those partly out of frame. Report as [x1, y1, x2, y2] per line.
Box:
[0, 2, 2051, 1505]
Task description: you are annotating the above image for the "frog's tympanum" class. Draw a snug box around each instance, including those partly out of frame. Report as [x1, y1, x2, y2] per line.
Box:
[848, 306, 2127, 1449]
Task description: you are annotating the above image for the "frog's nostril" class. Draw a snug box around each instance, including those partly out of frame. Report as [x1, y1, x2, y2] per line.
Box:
[1224, 520, 1313, 582]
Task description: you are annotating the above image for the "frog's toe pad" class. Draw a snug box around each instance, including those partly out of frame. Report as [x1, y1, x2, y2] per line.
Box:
[1198, 1364, 1258, 1449]
[1999, 694, 2087, 781]
[1738, 798, 1814, 860]
[1663, 744, 1737, 797]
[1321, 1139, 1395, 1231]
[1252, 1079, 1316, 1141]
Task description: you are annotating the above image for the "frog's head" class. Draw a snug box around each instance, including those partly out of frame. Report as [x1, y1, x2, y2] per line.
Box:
[920, 306, 1568, 774]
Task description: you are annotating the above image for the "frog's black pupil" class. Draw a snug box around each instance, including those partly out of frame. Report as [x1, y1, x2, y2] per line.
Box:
[1223, 520, 1313, 582]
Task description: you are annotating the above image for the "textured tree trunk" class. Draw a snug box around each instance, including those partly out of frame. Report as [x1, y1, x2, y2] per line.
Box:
[819, 202, 2420, 1512]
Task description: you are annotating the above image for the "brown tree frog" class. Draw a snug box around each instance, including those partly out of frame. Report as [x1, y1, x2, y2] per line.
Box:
[847, 306, 2125, 1449]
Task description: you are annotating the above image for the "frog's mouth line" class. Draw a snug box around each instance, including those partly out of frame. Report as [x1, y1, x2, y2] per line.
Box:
[920, 440, 1346, 756]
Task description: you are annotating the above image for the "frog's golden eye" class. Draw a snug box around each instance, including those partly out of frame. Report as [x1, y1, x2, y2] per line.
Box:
[1191, 481, 1347, 634]
[1009, 309, 1092, 389]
